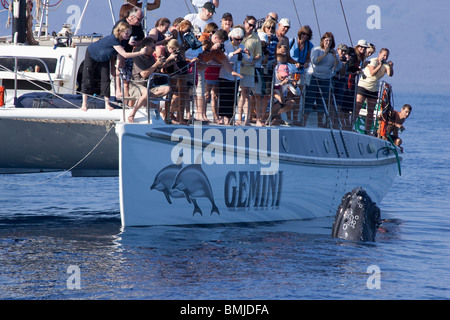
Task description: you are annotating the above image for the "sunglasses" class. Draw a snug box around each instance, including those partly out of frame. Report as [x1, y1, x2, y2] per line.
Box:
[246, 21, 256, 28]
[266, 26, 275, 31]
[234, 38, 243, 42]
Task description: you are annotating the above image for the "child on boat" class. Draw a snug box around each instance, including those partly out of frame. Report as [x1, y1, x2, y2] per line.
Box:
[271, 63, 300, 125]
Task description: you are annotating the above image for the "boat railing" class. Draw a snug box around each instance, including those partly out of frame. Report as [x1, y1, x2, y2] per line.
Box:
[118, 60, 390, 137]
[0, 55, 56, 103]
[146, 73, 172, 123]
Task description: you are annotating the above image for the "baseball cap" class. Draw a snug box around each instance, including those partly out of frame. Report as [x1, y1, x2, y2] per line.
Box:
[203, 2, 216, 13]
[222, 12, 232, 20]
[279, 18, 290, 27]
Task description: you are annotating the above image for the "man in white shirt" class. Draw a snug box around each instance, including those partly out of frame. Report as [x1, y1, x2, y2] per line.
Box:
[184, 2, 216, 34]
[192, 0, 219, 12]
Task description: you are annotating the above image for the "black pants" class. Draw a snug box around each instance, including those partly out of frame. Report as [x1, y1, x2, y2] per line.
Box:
[218, 78, 239, 118]
[81, 50, 111, 98]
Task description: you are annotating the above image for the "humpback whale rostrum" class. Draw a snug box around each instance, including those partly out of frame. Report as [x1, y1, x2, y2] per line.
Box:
[331, 187, 381, 242]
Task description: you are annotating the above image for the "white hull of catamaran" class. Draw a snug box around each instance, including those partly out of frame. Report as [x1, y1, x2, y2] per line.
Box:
[117, 122, 401, 227]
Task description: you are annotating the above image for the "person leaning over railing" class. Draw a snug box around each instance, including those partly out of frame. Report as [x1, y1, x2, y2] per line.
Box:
[80, 21, 147, 112]
[380, 104, 411, 152]
[126, 37, 171, 123]
[163, 39, 191, 124]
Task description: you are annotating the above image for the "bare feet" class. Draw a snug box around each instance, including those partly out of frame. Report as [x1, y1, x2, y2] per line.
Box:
[105, 104, 114, 111]
[80, 105, 87, 112]
[127, 115, 135, 123]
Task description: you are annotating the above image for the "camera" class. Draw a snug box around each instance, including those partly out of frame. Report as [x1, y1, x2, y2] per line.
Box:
[340, 55, 347, 62]
[174, 49, 182, 62]
[219, 43, 225, 52]
[182, 32, 202, 50]
[381, 58, 386, 64]
[237, 52, 243, 61]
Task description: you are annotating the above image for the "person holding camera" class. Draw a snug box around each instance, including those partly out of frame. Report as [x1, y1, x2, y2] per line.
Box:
[303, 32, 342, 127]
[218, 27, 252, 125]
[288, 25, 314, 82]
[333, 43, 351, 130]
[355, 48, 394, 135]
[126, 37, 171, 123]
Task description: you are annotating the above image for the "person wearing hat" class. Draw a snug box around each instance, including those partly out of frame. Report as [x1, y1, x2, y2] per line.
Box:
[192, 0, 219, 13]
[354, 39, 370, 70]
[221, 12, 233, 33]
[276, 18, 298, 66]
[184, 2, 216, 34]
[184, 2, 217, 121]
[218, 27, 252, 125]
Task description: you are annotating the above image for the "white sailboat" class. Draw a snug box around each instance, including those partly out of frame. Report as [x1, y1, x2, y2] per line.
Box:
[0, 0, 122, 176]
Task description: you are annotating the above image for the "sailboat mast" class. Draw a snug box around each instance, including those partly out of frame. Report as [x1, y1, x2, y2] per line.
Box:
[11, 0, 26, 43]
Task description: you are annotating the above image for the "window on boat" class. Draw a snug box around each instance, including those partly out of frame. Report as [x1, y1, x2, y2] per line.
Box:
[0, 57, 57, 74]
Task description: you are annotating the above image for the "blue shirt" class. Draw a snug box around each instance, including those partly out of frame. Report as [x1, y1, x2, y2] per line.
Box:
[87, 34, 121, 62]
[289, 39, 313, 65]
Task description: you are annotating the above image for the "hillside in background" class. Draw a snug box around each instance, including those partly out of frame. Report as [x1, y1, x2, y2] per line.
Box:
[1, 0, 448, 94]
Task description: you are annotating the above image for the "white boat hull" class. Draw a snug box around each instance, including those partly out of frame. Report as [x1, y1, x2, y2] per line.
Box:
[117, 122, 401, 227]
[0, 108, 122, 176]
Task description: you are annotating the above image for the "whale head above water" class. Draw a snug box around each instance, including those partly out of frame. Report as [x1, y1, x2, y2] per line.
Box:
[331, 187, 381, 242]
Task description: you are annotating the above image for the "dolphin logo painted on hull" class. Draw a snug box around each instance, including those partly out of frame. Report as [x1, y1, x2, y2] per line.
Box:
[151, 164, 219, 216]
[172, 164, 220, 216]
[150, 164, 186, 204]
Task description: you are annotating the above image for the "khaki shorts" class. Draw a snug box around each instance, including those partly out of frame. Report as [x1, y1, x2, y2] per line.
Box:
[129, 82, 170, 100]
[128, 82, 146, 100]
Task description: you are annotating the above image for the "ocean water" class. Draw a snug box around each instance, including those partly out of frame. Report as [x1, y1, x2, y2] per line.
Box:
[0, 93, 449, 302]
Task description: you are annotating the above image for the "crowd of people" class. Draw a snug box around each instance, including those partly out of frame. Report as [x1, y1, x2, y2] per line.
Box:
[79, 0, 409, 146]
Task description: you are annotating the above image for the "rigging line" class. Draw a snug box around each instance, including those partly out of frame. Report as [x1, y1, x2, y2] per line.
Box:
[1, 123, 116, 186]
[291, 0, 302, 28]
[311, 0, 321, 36]
[339, 0, 353, 47]
[183, 0, 193, 14]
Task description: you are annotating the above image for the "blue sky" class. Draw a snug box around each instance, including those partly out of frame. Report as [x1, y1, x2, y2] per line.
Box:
[1, 0, 448, 94]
